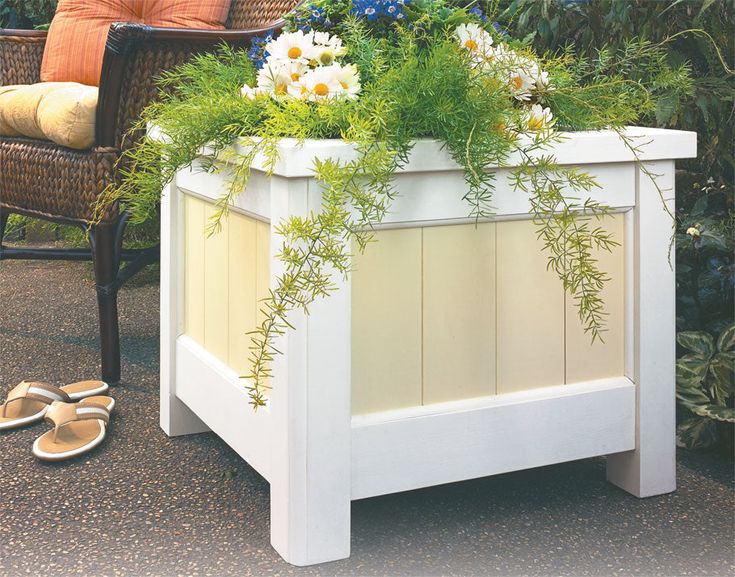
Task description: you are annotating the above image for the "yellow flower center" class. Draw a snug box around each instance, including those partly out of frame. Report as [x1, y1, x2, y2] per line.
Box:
[288, 46, 303, 59]
[464, 39, 478, 51]
[275, 83, 288, 96]
[528, 116, 544, 131]
[340, 81, 348, 89]
[291, 73, 301, 82]
[511, 75, 523, 90]
[319, 51, 335, 65]
[314, 83, 330, 97]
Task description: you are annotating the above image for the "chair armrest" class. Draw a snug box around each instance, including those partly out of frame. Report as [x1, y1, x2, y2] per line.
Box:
[96, 22, 284, 148]
[0, 30, 47, 86]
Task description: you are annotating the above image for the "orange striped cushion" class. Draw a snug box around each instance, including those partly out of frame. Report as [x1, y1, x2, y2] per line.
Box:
[41, 0, 232, 87]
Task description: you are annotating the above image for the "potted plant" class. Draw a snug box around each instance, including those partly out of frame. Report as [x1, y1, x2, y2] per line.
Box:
[100, 0, 697, 565]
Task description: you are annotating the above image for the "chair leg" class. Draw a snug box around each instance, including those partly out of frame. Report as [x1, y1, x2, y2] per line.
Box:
[90, 223, 124, 385]
[0, 209, 9, 245]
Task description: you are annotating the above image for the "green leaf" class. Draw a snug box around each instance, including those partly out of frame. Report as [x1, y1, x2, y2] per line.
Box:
[655, 92, 679, 126]
[693, 405, 735, 423]
[716, 323, 735, 353]
[677, 331, 715, 359]
[688, 194, 709, 218]
[708, 354, 734, 402]
[698, 0, 717, 19]
[700, 229, 730, 251]
[677, 354, 709, 384]
[676, 417, 718, 449]
[676, 380, 711, 408]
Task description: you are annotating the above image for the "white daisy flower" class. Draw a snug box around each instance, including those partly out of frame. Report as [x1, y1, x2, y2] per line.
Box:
[525, 104, 555, 133]
[290, 66, 343, 102]
[455, 23, 494, 63]
[313, 31, 332, 46]
[312, 32, 347, 66]
[507, 67, 536, 101]
[314, 45, 340, 66]
[273, 59, 309, 84]
[534, 69, 552, 91]
[265, 30, 316, 66]
[241, 84, 258, 100]
[333, 63, 361, 99]
[256, 63, 294, 98]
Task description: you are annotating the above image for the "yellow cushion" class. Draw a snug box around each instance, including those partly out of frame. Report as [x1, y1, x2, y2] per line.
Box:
[0, 82, 98, 150]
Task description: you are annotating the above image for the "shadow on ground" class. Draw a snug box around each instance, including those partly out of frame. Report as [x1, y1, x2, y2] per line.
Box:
[1, 260, 733, 577]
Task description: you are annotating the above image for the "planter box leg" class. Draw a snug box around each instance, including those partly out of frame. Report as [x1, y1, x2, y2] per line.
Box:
[269, 285, 352, 565]
[160, 180, 209, 437]
[268, 177, 352, 565]
[607, 161, 676, 498]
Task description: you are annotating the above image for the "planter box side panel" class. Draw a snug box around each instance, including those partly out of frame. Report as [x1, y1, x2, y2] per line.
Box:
[183, 194, 271, 375]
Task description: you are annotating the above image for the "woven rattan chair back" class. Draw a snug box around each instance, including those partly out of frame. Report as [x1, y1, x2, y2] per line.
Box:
[227, 0, 302, 29]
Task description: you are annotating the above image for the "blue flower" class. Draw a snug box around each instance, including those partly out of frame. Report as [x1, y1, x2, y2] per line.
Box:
[469, 6, 488, 23]
[351, 0, 410, 22]
[248, 32, 273, 70]
[491, 21, 508, 37]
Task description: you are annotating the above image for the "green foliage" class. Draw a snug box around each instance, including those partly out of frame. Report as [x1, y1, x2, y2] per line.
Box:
[676, 183, 734, 335]
[100, 2, 690, 407]
[676, 323, 735, 450]
[0, 0, 56, 28]
[496, 0, 734, 181]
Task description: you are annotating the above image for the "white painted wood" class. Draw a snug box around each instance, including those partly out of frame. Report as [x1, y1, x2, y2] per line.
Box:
[235, 128, 697, 178]
[160, 179, 209, 437]
[175, 336, 273, 479]
[177, 161, 271, 220]
[607, 161, 678, 498]
[381, 163, 635, 226]
[352, 378, 636, 500]
[268, 176, 352, 566]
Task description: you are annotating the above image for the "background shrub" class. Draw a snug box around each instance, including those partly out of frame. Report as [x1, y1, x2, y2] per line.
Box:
[0, 0, 57, 28]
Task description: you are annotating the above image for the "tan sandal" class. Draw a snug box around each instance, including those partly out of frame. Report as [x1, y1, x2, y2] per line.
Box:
[0, 380, 109, 431]
[32, 396, 115, 462]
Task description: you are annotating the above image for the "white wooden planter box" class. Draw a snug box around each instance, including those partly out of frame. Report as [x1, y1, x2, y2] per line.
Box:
[160, 128, 696, 566]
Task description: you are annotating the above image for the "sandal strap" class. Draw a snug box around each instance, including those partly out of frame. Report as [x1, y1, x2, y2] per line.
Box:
[1, 382, 71, 417]
[45, 400, 110, 431]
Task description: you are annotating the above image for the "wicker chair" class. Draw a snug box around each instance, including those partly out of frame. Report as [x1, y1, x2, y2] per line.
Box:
[0, 0, 301, 384]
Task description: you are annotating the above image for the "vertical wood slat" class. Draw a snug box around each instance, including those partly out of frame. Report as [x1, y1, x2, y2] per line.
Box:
[184, 194, 269, 370]
[566, 213, 626, 383]
[351, 229, 423, 415]
[496, 219, 566, 394]
[228, 212, 258, 375]
[204, 205, 230, 364]
[184, 196, 206, 345]
[256, 220, 271, 325]
[254, 220, 272, 388]
[422, 223, 497, 404]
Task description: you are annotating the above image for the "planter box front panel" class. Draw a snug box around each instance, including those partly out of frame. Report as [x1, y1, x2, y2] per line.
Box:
[182, 193, 625, 412]
[351, 215, 626, 414]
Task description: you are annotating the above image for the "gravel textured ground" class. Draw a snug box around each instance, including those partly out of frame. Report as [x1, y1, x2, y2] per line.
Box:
[0, 258, 733, 577]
